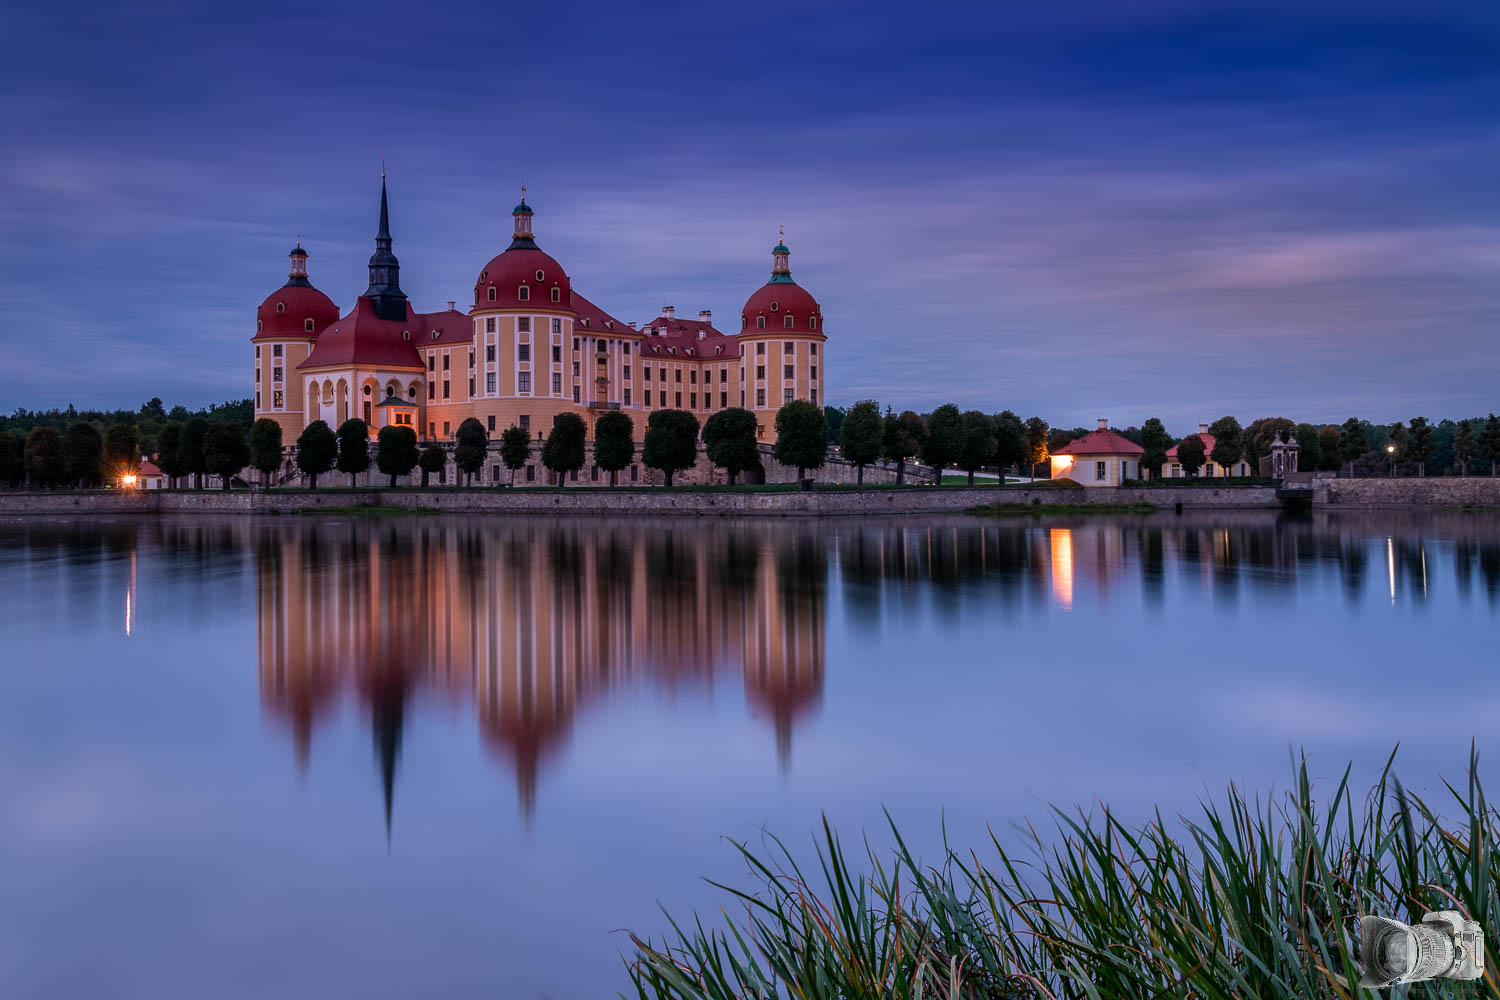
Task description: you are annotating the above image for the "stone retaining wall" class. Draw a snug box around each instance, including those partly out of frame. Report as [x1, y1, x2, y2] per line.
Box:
[0, 484, 1280, 517]
[1315, 477, 1500, 508]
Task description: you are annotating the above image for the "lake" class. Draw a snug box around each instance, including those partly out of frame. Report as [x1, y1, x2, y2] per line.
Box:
[3, 510, 1498, 998]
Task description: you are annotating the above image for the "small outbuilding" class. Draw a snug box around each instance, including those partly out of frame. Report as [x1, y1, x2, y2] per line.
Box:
[1050, 419, 1144, 486]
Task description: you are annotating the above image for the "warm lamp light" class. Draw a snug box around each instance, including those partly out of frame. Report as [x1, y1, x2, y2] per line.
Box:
[1386, 445, 1395, 454]
[121, 474, 137, 488]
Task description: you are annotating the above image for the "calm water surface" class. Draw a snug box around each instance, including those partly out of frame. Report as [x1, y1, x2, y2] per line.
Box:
[4, 510, 1499, 998]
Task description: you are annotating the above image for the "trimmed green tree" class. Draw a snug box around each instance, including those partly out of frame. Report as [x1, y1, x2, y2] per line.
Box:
[1455, 419, 1476, 476]
[63, 421, 104, 487]
[773, 400, 828, 489]
[418, 445, 447, 487]
[1480, 414, 1500, 477]
[205, 420, 249, 489]
[376, 425, 419, 486]
[642, 409, 700, 487]
[542, 412, 587, 486]
[0, 431, 24, 489]
[882, 409, 925, 485]
[920, 404, 964, 485]
[295, 420, 337, 490]
[702, 407, 760, 486]
[499, 426, 530, 485]
[1176, 434, 1207, 477]
[1295, 423, 1323, 473]
[839, 400, 883, 486]
[1140, 418, 1170, 479]
[335, 419, 370, 487]
[156, 423, 184, 488]
[991, 410, 1026, 480]
[1244, 417, 1296, 476]
[103, 423, 140, 480]
[957, 410, 997, 486]
[24, 427, 64, 488]
[454, 417, 488, 486]
[1406, 416, 1434, 477]
[1208, 416, 1244, 477]
[1339, 418, 1368, 475]
[593, 410, 635, 486]
[182, 418, 210, 489]
[248, 418, 283, 487]
[1024, 416, 1050, 480]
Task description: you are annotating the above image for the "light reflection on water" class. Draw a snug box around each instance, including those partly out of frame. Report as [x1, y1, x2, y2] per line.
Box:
[3, 510, 1500, 999]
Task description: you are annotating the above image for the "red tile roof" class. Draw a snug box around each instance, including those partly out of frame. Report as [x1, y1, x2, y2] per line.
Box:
[140, 459, 162, 476]
[473, 246, 571, 310]
[571, 289, 639, 338]
[637, 314, 739, 361]
[254, 283, 340, 341]
[1053, 429, 1144, 455]
[417, 306, 474, 347]
[741, 282, 821, 334]
[297, 297, 424, 371]
[1166, 433, 1213, 458]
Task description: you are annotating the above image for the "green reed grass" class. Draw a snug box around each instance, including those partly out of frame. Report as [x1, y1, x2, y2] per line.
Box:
[625, 748, 1500, 999]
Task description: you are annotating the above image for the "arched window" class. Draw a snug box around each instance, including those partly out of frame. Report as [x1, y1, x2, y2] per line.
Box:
[305, 318, 315, 332]
[809, 316, 817, 329]
[784, 315, 793, 328]
[276, 302, 285, 313]
[257, 320, 263, 332]
[487, 287, 497, 302]
[756, 316, 766, 329]
[550, 287, 560, 303]
[535, 269, 546, 281]
[518, 286, 530, 301]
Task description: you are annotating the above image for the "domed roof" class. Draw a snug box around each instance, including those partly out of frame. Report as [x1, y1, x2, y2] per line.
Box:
[740, 237, 823, 335]
[474, 247, 572, 310]
[255, 283, 339, 340]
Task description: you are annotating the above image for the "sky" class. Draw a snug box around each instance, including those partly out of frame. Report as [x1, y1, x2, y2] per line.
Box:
[1, 0, 1498, 433]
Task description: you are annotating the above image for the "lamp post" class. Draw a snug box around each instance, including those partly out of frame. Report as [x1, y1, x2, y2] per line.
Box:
[1387, 444, 1395, 478]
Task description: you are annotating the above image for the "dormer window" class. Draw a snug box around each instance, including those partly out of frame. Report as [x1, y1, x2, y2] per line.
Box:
[403, 331, 411, 340]
[535, 269, 545, 281]
[550, 287, 560, 303]
[276, 302, 285, 313]
[305, 318, 315, 332]
[431, 331, 440, 340]
[809, 316, 817, 330]
[480, 271, 488, 282]
[487, 287, 497, 302]
[257, 320, 263, 332]
[518, 286, 530, 301]
[605, 320, 613, 329]
[715, 346, 723, 355]
[769, 301, 779, 312]
[784, 315, 793, 328]
[756, 316, 766, 329]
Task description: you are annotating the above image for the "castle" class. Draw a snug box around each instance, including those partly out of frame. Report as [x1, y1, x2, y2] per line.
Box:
[252, 181, 828, 456]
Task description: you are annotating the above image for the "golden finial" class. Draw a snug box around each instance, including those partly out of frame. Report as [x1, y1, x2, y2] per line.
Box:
[521, 178, 527, 202]
[381, 154, 386, 180]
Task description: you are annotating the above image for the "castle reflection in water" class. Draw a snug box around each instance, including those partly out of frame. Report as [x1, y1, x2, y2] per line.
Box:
[8, 509, 1500, 833]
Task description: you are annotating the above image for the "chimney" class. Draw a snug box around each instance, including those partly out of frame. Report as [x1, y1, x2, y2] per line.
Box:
[1097, 418, 1108, 431]
[627, 321, 636, 329]
[662, 305, 675, 319]
[1198, 423, 1209, 435]
[698, 309, 712, 323]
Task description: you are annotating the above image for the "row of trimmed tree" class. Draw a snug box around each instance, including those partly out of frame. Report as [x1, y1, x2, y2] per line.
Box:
[0, 419, 255, 490]
[832, 403, 1050, 485]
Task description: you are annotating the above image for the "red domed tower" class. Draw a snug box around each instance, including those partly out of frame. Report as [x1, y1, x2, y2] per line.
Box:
[253, 242, 339, 441]
[736, 230, 827, 442]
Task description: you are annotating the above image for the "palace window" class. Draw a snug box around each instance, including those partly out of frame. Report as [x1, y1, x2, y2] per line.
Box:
[756, 388, 765, 406]
[720, 391, 728, 408]
[659, 390, 666, 406]
[784, 315, 793, 328]
[810, 366, 817, 380]
[810, 388, 817, 404]
[518, 343, 530, 361]
[255, 369, 261, 384]
[429, 382, 435, 399]
[443, 381, 450, 399]
[674, 391, 682, 407]
[518, 372, 531, 393]
[784, 364, 793, 380]
[552, 317, 561, 333]
[784, 388, 794, 403]
[486, 372, 496, 393]
[468, 350, 475, 368]
[273, 344, 282, 357]
[486, 317, 496, 333]
[468, 377, 474, 396]
[756, 316, 766, 329]
[623, 365, 631, 380]
[720, 368, 728, 383]
[305, 318, 315, 332]
[526, 465, 535, 482]
[674, 369, 682, 383]
[659, 367, 666, 381]
[519, 317, 530, 332]
[623, 388, 631, 405]
[273, 390, 284, 408]
[689, 370, 697, 384]
[257, 320, 263, 333]
[487, 287, 497, 302]
[443, 354, 450, 370]
[273, 366, 283, 381]
[488, 415, 496, 432]
[486, 344, 495, 362]
[810, 343, 817, 356]
[573, 362, 580, 376]
[690, 393, 697, 408]
[520, 414, 530, 430]
[572, 387, 580, 402]
[552, 345, 561, 362]
[551, 373, 561, 393]
[756, 365, 765, 379]
[550, 287, 560, 303]
[622, 343, 630, 355]
[364, 401, 371, 423]
[809, 316, 817, 330]
[784, 342, 793, 354]
[444, 421, 451, 437]
[276, 302, 285, 313]
[756, 342, 765, 355]
[630, 465, 638, 482]
[255, 392, 261, 408]
[518, 286, 530, 301]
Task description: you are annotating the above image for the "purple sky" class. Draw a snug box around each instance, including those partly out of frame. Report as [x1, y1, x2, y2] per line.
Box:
[2, 0, 1498, 432]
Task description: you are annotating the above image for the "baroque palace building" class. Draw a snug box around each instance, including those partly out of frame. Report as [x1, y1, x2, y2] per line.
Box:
[252, 180, 828, 450]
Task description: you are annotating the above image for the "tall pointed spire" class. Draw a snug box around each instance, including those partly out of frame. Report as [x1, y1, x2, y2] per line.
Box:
[365, 172, 407, 320]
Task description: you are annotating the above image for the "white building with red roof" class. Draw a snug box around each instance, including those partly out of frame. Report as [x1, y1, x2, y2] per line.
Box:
[1162, 423, 1252, 478]
[1050, 419, 1145, 485]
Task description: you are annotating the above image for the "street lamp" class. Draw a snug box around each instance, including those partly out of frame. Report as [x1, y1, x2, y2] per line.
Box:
[1387, 444, 1395, 478]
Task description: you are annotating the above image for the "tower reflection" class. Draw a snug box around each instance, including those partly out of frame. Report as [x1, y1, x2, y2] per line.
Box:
[254, 518, 826, 825]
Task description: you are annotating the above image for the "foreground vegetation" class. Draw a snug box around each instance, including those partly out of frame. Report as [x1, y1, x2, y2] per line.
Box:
[627, 749, 1500, 999]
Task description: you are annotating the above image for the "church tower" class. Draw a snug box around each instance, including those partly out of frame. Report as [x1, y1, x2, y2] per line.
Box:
[365, 176, 408, 321]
